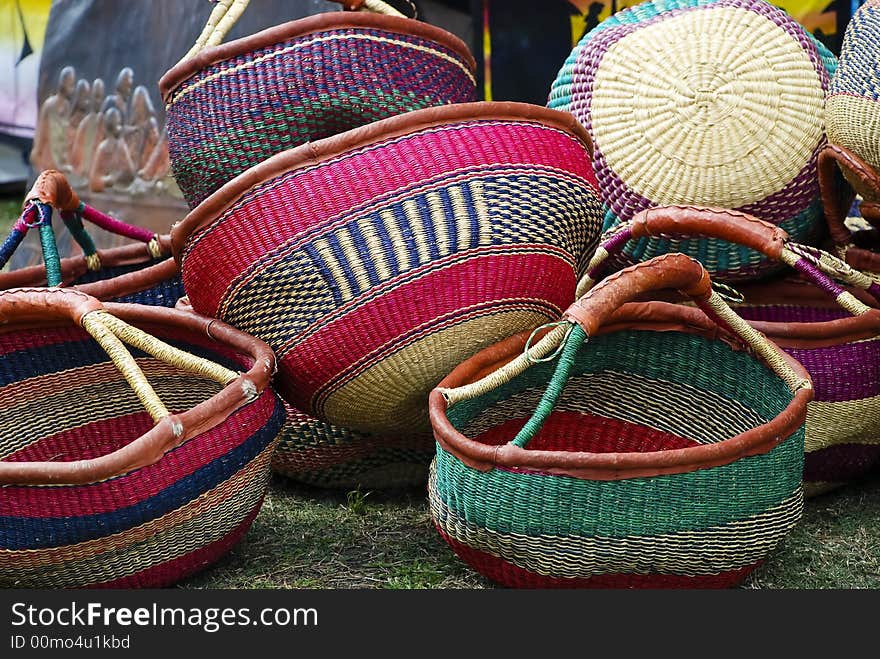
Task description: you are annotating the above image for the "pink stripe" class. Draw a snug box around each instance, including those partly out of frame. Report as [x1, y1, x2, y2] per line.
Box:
[277, 252, 573, 408]
[183, 122, 595, 316]
[0, 393, 276, 518]
[81, 205, 155, 243]
[0, 325, 89, 355]
[6, 412, 155, 463]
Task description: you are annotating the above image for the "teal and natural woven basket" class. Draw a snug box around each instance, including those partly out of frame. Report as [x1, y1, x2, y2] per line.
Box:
[548, 0, 836, 280]
[429, 254, 812, 588]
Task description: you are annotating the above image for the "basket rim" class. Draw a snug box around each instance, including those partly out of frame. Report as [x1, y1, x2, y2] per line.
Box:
[0, 234, 172, 292]
[170, 101, 594, 263]
[158, 10, 476, 100]
[429, 302, 812, 481]
[0, 294, 275, 486]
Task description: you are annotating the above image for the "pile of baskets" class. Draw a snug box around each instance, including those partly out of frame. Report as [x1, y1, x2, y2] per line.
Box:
[429, 0, 880, 588]
[3, 0, 878, 590]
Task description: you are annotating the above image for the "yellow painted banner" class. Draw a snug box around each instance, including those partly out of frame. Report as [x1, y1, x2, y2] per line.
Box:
[565, 0, 842, 46]
[1, 0, 52, 138]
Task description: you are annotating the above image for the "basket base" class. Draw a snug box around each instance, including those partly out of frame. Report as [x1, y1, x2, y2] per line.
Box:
[87, 500, 263, 589]
[436, 526, 762, 589]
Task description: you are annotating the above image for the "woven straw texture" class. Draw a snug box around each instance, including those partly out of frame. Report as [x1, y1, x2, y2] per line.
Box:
[734, 299, 880, 496]
[548, 0, 836, 280]
[826, 0, 880, 181]
[0, 324, 285, 588]
[272, 404, 434, 489]
[431, 329, 805, 588]
[166, 22, 476, 208]
[181, 114, 604, 436]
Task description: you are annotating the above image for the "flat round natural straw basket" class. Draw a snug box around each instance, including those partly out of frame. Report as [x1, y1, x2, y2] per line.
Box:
[548, 0, 836, 280]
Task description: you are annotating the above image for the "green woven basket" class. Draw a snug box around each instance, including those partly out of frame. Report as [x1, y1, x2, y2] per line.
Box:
[429, 254, 812, 588]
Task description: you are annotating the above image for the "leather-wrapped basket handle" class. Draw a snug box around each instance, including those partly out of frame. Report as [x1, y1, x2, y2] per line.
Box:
[0, 286, 240, 444]
[579, 205, 880, 317]
[0, 286, 104, 325]
[818, 143, 880, 272]
[0, 287, 273, 485]
[565, 252, 712, 337]
[179, 0, 409, 64]
[431, 254, 813, 478]
[631, 206, 788, 257]
[24, 169, 81, 212]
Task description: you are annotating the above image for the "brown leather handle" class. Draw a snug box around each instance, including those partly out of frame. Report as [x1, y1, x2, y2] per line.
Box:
[564, 253, 712, 336]
[630, 206, 788, 259]
[24, 169, 81, 212]
[818, 144, 863, 246]
[0, 287, 105, 326]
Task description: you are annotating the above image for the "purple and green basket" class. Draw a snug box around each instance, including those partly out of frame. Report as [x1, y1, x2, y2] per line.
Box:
[159, 7, 477, 208]
[581, 206, 880, 496]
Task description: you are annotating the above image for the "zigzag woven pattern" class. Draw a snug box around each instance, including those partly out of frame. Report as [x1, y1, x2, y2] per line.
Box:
[167, 26, 476, 208]
[826, 0, 880, 175]
[272, 404, 434, 489]
[430, 330, 805, 588]
[548, 0, 835, 280]
[0, 324, 285, 588]
[181, 117, 603, 436]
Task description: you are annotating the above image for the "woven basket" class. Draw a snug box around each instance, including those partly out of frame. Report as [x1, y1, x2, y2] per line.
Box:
[272, 406, 435, 489]
[171, 296, 434, 489]
[0, 171, 184, 306]
[548, 0, 836, 280]
[583, 206, 880, 497]
[0, 288, 284, 588]
[171, 101, 604, 437]
[825, 0, 880, 181]
[159, 0, 477, 208]
[429, 254, 811, 588]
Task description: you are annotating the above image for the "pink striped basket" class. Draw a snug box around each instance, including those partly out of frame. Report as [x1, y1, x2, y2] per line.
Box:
[171, 101, 604, 439]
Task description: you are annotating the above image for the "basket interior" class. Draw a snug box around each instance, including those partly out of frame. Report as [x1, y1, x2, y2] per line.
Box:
[448, 329, 794, 456]
[0, 324, 248, 464]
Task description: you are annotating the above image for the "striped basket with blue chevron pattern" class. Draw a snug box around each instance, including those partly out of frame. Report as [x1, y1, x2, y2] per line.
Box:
[171, 102, 604, 440]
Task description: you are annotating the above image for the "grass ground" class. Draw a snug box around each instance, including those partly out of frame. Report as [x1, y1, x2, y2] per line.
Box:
[181, 475, 880, 590]
[1, 196, 878, 589]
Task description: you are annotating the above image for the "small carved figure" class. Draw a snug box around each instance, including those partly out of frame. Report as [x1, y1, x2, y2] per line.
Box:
[125, 86, 160, 170]
[70, 78, 105, 178]
[30, 66, 76, 172]
[105, 67, 134, 123]
[89, 107, 136, 192]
